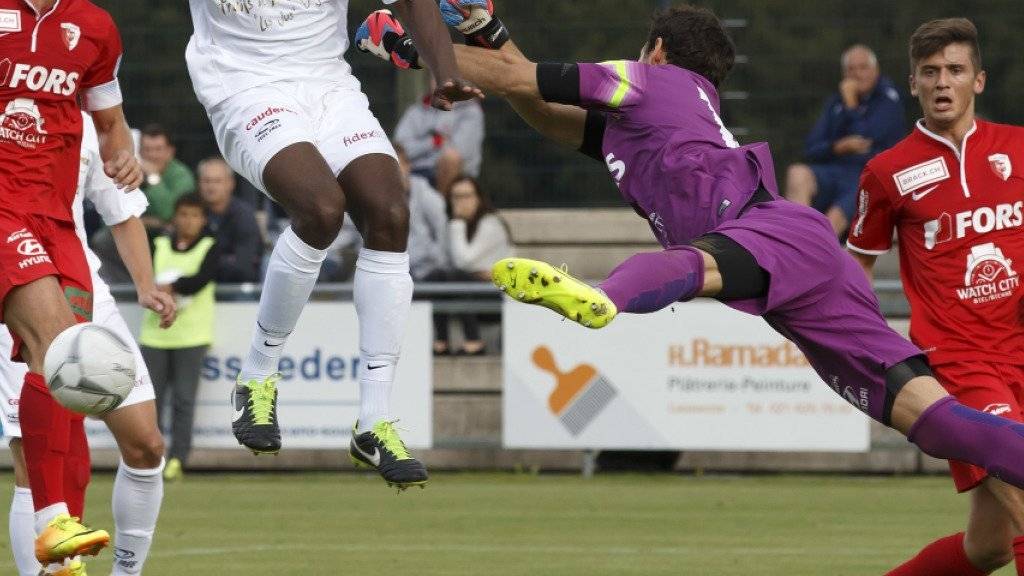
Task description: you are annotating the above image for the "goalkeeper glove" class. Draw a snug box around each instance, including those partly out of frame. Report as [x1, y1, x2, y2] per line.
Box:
[355, 9, 421, 69]
[439, 0, 510, 49]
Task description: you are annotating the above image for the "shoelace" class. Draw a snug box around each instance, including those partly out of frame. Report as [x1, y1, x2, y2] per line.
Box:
[246, 374, 280, 425]
[373, 420, 412, 460]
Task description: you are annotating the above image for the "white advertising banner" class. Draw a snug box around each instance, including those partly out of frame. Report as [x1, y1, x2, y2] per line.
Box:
[503, 300, 870, 451]
[86, 302, 433, 449]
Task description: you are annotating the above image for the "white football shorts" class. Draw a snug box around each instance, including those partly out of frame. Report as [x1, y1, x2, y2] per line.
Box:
[207, 76, 398, 194]
[0, 293, 155, 441]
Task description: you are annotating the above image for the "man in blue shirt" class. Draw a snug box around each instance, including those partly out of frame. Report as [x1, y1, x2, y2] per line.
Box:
[786, 45, 907, 236]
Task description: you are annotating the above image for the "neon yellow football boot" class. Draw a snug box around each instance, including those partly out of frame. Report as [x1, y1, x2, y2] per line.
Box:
[492, 258, 618, 329]
[35, 514, 108, 565]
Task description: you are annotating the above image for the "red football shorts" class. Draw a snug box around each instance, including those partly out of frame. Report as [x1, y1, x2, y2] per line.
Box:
[0, 206, 93, 360]
[933, 360, 1024, 492]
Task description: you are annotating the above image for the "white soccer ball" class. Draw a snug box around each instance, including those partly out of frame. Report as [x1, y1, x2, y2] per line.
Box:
[44, 323, 136, 416]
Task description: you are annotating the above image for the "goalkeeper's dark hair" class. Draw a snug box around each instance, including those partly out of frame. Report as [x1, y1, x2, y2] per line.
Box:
[646, 5, 735, 87]
[909, 18, 982, 73]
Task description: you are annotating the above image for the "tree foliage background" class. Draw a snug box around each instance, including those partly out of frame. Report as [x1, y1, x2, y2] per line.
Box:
[105, 1, 1024, 207]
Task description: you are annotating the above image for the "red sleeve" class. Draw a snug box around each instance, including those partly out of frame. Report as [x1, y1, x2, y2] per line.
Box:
[81, 12, 122, 89]
[846, 165, 896, 255]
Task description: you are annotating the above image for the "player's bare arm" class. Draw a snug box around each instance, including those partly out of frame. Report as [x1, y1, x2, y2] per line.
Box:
[110, 217, 176, 328]
[92, 105, 143, 191]
[389, 0, 483, 110]
[849, 251, 877, 281]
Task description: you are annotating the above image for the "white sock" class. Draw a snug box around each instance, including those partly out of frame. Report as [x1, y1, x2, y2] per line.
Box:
[354, 248, 412, 430]
[111, 459, 165, 575]
[240, 227, 327, 382]
[10, 487, 41, 576]
[34, 502, 68, 535]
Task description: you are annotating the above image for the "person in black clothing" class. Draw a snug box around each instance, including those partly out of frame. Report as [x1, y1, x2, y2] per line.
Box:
[197, 156, 263, 283]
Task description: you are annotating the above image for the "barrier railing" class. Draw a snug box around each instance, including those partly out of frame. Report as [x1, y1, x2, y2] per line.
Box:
[108, 280, 910, 317]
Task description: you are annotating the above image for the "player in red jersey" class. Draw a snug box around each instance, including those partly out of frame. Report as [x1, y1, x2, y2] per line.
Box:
[848, 18, 1024, 576]
[0, 0, 143, 572]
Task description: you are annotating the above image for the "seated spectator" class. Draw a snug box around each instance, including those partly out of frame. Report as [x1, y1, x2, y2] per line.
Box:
[139, 124, 196, 234]
[139, 194, 218, 481]
[395, 82, 484, 196]
[786, 44, 906, 236]
[197, 156, 263, 283]
[429, 176, 512, 356]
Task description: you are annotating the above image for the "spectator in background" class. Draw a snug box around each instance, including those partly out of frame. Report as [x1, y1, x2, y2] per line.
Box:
[395, 82, 484, 196]
[197, 156, 263, 283]
[430, 176, 512, 356]
[786, 44, 906, 236]
[397, 142, 449, 282]
[139, 124, 196, 234]
[139, 194, 218, 481]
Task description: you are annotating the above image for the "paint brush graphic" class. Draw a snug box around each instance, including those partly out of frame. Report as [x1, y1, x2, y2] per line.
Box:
[533, 346, 617, 436]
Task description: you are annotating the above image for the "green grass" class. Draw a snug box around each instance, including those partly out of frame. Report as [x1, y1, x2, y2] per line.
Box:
[0, 472, 1011, 575]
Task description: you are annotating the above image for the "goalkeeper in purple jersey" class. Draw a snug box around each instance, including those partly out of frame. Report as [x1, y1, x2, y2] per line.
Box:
[359, 1, 1024, 492]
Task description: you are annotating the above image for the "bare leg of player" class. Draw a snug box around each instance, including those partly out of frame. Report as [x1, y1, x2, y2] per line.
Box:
[4, 277, 110, 567]
[102, 401, 165, 576]
[339, 154, 428, 489]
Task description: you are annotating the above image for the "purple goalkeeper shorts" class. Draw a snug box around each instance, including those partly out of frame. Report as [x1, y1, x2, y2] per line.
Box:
[713, 199, 923, 425]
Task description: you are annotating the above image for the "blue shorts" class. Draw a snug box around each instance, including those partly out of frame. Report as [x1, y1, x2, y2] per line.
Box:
[809, 163, 863, 221]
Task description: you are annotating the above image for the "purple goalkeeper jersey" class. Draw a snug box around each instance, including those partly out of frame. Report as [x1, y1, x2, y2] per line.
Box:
[577, 61, 778, 247]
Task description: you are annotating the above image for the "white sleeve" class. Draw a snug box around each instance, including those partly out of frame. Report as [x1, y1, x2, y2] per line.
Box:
[83, 78, 124, 112]
[83, 147, 148, 226]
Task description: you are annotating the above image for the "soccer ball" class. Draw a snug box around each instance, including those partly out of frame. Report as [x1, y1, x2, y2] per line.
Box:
[44, 323, 136, 416]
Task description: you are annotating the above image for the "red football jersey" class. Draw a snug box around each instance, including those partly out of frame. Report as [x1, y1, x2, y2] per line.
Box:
[0, 0, 123, 221]
[848, 119, 1024, 366]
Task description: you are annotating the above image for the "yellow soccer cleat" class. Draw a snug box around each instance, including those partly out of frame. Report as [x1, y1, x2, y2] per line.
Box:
[35, 515, 109, 565]
[163, 457, 183, 482]
[40, 557, 88, 576]
[492, 258, 618, 329]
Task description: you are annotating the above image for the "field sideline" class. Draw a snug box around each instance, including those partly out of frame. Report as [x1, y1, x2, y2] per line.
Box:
[0, 472, 1011, 575]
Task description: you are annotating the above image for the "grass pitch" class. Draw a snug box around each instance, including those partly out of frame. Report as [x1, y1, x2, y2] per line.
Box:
[0, 472, 1011, 575]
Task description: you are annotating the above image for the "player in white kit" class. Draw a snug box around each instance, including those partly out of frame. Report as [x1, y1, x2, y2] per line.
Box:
[1, 113, 176, 576]
[186, 0, 480, 489]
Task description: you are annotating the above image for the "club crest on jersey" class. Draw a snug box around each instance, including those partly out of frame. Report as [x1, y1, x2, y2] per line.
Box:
[989, 153, 1012, 181]
[0, 9, 21, 33]
[0, 98, 48, 149]
[957, 242, 1019, 304]
[61, 23, 81, 51]
[893, 157, 950, 197]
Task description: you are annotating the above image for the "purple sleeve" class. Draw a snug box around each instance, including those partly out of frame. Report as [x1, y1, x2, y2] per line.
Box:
[577, 61, 648, 111]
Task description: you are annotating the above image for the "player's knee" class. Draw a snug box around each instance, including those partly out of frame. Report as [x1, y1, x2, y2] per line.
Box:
[292, 203, 345, 248]
[120, 433, 166, 469]
[785, 164, 816, 201]
[363, 200, 410, 249]
[966, 540, 1012, 571]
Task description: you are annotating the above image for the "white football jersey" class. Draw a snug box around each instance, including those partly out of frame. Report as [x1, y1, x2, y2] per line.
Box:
[186, 0, 396, 109]
[75, 112, 149, 281]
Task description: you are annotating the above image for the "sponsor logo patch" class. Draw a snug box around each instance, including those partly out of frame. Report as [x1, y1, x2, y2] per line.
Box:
[60, 23, 80, 51]
[894, 157, 949, 196]
[0, 10, 21, 33]
[989, 153, 1012, 181]
[984, 403, 1012, 417]
[957, 242, 1019, 305]
[342, 129, 384, 147]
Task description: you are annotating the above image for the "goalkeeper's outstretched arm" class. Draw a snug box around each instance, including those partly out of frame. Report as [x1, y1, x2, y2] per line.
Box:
[454, 41, 588, 150]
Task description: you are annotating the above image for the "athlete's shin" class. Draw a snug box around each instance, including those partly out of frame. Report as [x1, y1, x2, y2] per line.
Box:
[111, 459, 164, 575]
[910, 396, 1024, 490]
[240, 227, 328, 383]
[354, 248, 412, 429]
[18, 373, 72, 513]
[62, 417, 89, 519]
[598, 247, 705, 314]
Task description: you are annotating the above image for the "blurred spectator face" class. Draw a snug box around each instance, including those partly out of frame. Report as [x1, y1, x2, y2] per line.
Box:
[173, 204, 207, 241]
[843, 46, 880, 98]
[450, 179, 480, 221]
[911, 43, 985, 128]
[198, 159, 236, 214]
[140, 133, 175, 174]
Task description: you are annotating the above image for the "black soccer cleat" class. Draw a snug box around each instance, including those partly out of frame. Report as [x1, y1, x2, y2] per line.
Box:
[349, 420, 429, 491]
[231, 375, 282, 455]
